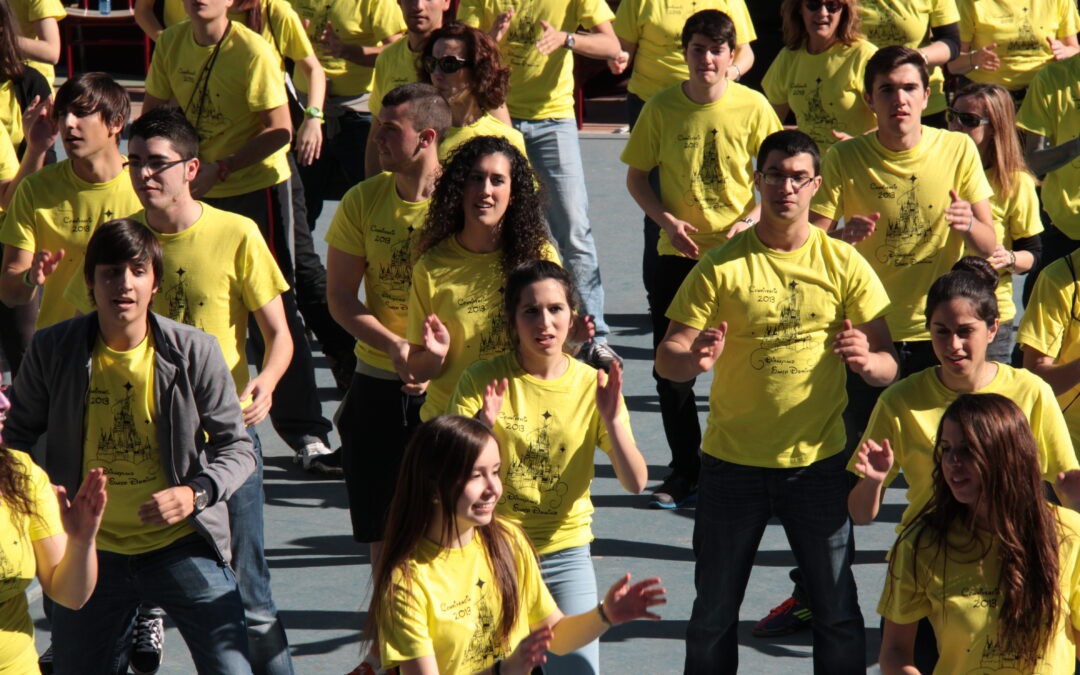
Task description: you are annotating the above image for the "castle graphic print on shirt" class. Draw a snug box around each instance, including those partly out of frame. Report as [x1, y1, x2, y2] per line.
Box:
[749, 279, 818, 374]
[502, 409, 570, 515]
[86, 380, 158, 487]
[684, 128, 727, 211]
[875, 174, 939, 268]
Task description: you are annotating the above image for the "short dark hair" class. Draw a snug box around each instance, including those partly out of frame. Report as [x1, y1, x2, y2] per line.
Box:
[54, 72, 130, 136]
[83, 219, 164, 300]
[681, 10, 736, 52]
[504, 260, 581, 347]
[381, 82, 453, 143]
[757, 129, 821, 176]
[863, 45, 929, 98]
[130, 107, 199, 160]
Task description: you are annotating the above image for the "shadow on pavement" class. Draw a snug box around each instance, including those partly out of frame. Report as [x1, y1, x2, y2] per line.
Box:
[592, 537, 694, 561]
[601, 619, 689, 642]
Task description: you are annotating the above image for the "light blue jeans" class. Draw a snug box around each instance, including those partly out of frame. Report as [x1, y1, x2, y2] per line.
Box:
[512, 117, 610, 340]
[539, 544, 599, 674]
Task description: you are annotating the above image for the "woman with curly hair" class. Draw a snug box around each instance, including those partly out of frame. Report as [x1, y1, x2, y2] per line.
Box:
[879, 393, 1080, 673]
[405, 135, 560, 422]
[418, 22, 527, 160]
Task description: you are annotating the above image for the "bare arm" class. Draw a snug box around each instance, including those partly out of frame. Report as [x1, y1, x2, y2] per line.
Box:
[0, 246, 43, 306]
[838, 317, 898, 387]
[595, 362, 647, 494]
[847, 437, 893, 524]
[1023, 130, 1080, 177]
[17, 18, 60, 65]
[627, 166, 700, 258]
[729, 42, 754, 81]
[190, 104, 292, 197]
[319, 23, 402, 67]
[537, 20, 620, 61]
[879, 619, 921, 675]
[655, 319, 725, 383]
[141, 93, 168, 116]
[133, 0, 166, 41]
[33, 468, 107, 610]
[1024, 345, 1080, 396]
[772, 103, 792, 125]
[293, 54, 326, 167]
[962, 199, 997, 257]
[243, 295, 293, 427]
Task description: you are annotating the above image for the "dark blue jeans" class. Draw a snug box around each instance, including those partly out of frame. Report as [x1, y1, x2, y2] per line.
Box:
[684, 452, 865, 674]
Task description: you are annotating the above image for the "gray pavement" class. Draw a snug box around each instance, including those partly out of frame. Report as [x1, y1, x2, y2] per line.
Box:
[30, 134, 906, 674]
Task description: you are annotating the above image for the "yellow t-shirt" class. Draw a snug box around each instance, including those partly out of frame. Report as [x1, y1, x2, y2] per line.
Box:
[620, 82, 782, 258]
[857, 0, 958, 115]
[407, 237, 560, 421]
[1015, 56, 1080, 239]
[163, 0, 187, 27]
[0, 451, 62, 674]
[880, 506, 1080, 674]
[811, 126, 994, 341]
[612, 0, 756, 101]
[447, 352, 633, 555]
[0, 82, 26, 151]
[145, 21, 292, 198]
[666, 225, 891, 467]
[378, 523, 558, 675]
[848, 364, 1078, 532]
[0, 124, 21, 187]
[439, 114, 529, 163]
[960, 0, 1080, 91]
[164, 0, 315, 65]
[761, 39, 879, 153]
[64, 205, 290, 397]
[369, 36, 420, 116]
[459, 0, 615, 119]
[324, 172, 427, 372]
[975, 169, 1042, 324]
[84, 335, 197, 554]
[0, 160, 142, 330]
[291, 0, 405, 97]
[1017, 250, 1080, 450]
[9, 0, 65, 91]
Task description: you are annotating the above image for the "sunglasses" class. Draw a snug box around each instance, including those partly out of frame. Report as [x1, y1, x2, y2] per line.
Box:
[805, 0, 844, 13]
[946, 108, 991, 129]
[422, 55, 473, 74]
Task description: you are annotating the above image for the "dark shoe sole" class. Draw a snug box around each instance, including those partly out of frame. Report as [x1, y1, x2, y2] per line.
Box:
[648, 491, 698, 509]
[751, 621, 812, 638]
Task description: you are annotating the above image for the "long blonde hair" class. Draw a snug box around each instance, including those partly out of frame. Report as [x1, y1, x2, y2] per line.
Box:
[953, 83, 1029, 198]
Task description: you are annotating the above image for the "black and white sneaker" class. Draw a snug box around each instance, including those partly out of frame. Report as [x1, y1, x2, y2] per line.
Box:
[582, 341, 623, 372]
[130, 610, 165, 674]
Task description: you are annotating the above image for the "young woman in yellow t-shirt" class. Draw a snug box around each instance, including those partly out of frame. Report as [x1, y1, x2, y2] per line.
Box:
[0, 379, 108, 671]
[879, 393, 1080, 673]
[448, 260, 647, 674]
[948, 82, 1042, 363]
[367, 415, 665, 675]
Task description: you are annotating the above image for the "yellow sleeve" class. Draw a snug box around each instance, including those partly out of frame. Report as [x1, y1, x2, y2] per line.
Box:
[575, 0, 615, 31]
[239, 223, 290, 312]
[144, 29, 175, 102]
[25, 457, 62, 542]
[843, 250, 891, 326]
[810, 144, 844, 221]
[62, 270, 95, 315]
[664, 256, 720, 331]
[877, 530, 932, 624]
[379, 574, 435, 665]
[246, 39, 289, 113]
[619, 96, 660, 171]
[406, 258, 434, 345]
[930, 0, 959, 28]
[1017, 259, 1072, 357]
[0, 125, 18, 182]
[611, 0, 640, 44]
[1030, 377, 1080, 477]
[1057, 0, 1080, 38]
[1063, 514, 1080, 632]
[271, 0, 316, 62]
[751, 94, 784, 148]
[0, 179, 36, 251]
[1004, 173, 1043, 243]
[367, 0, 408, 43]
[456, 0, 485, 28]
[324, 186, 367, 258]
[26, 0, 64, 22]
[727, 0, 756, 43]
[761, 49, 792, 106]
[957, 0, 973, 43]
[446, 364, 485, 418]
[1015, 70, 1056, 138]
[956, 135, 994, 204]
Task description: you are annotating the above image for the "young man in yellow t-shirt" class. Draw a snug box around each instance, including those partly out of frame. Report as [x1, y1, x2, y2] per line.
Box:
[459, 0, 624, 371]
[142, 0, 337, 471]
[4, 220, 257, 674]
[657, 129, 896, 673]
[622, 9, 781, 510]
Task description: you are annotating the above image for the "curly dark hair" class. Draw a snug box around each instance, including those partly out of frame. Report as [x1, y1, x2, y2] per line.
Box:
[417, 135, 549, 276]
[0, 449, 36, 528]
[418, 22, 510, 112]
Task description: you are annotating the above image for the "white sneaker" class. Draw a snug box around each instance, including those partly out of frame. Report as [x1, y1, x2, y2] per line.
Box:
[295, 442, 342, 476]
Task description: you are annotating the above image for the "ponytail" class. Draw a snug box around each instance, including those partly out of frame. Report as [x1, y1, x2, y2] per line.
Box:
[924, 256, 999, 328]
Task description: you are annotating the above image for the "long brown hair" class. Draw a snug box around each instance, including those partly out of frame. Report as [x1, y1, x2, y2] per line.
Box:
[232, 0, 265, 36]
[0, 450, 36, 527]
[781, 0, 863, 50]
[0, 0, 26, 82]
[952, 82, 1029, 197]
[887, 394, 1061, 666]
[366, 416, 529, 655]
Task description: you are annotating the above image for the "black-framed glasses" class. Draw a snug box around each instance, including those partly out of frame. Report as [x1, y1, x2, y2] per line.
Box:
[945, 108, 991, 129]
[757, 171, 817, 191]
[422, 55, 473, 74]
[123, 158, 191, 175]
[805, 0, 844, 13]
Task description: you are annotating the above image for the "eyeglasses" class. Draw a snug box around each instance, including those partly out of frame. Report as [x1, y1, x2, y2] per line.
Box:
[757, 171, 817, 191]
[422, 55, 473, 74]
[805, 0, 844, 13]
[945, 108, 991, 129]
[123, 158, 191, 175]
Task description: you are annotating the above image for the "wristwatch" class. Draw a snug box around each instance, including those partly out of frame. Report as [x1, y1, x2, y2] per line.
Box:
[563, 32, 576, 50]
[190, 485, 210, 513]
[304, 106, 325, 122]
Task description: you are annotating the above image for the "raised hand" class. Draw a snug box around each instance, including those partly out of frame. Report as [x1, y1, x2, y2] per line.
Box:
[854, 438, 894, 483]
[838, 212, 879, 245]
[945, 190, 975, 234]
[490, 7, 514, 42]
[189, 161, 219, 199]
[23, 95, 58, 154]
[971, 43, 999, 71]
[56, 467, 107, 546]
[601, 573, 666, 623]
[567, 313, 596, 350]
[536, 20, 567, 55]
[690, 321, 726, 373]
[833, 319, 871, 373]
[503, 626, 552, 675]
[478, 377, 507, 428]
[422, 314, 451, 359]
[1047, 36, 1076, 61]
[28, 248, 65, 286]
[661, 215, 700, 258]
[319, 21, 347, 58]
[596, 360, 623, 423]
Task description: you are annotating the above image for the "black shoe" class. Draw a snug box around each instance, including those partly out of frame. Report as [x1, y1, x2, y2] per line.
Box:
[581, 341, 623, 372]
[130, 610, 165, 674]
[649, 473, 698, 509]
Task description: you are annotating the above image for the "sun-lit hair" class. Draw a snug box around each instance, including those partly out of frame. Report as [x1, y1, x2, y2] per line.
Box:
[887, 393, 1062, 667]
[0, 0, 26, 81]
[780, 0, 863, 50]
[419, 22, 510, 112]
[952, 82, 1029, 197]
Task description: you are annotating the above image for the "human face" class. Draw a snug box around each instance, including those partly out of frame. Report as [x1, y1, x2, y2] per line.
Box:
[454, 437, 502, 532]
[463, 152, 512, 230]
[929, 298, 998, 384]
[948, 95, 991, 156]
[128, 136, 197, 211]
[90, 260, 158, 331]
[399, 0, 447, 35]
[801, 0, 844, 46]
[683, 34, 732, 87]
[374, 103, 424, 172]
[184, 0, 232, 22]
[514, 279, 573, 361]
[59, 109, 122, 160]
[755, 151, 821, 223]
[429, 38, 472, 104]
[939, 418, 982, 506]
[865, 64, 929, 138]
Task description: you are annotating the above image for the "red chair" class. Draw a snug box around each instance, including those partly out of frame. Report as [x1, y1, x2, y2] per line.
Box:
[62, 0, 151, 77]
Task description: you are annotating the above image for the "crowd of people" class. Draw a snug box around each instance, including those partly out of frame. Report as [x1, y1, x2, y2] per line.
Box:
[0, 0, 1076, 671]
